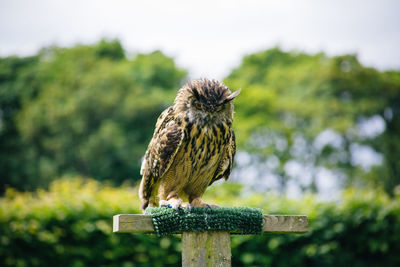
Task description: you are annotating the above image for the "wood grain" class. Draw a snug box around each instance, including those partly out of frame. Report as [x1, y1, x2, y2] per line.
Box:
[113, 214, 308, 234]
[263, 215, 308, 233]
[182, 231, 231, 267]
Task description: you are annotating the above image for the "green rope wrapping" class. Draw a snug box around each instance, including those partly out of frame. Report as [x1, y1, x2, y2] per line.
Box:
[145, 207, 263, 237]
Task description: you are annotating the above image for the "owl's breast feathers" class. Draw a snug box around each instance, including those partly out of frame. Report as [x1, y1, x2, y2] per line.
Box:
[139, 106, 236, 210]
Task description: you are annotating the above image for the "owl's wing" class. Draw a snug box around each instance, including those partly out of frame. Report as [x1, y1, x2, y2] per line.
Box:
[209, 129, 236, 186]
[139, 107, 184, 210]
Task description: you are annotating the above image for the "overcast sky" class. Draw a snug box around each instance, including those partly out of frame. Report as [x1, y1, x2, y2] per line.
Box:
[1, 0, 399, 79]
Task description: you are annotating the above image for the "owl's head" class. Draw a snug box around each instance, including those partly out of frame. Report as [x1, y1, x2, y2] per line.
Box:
[174, 78, 241, 124]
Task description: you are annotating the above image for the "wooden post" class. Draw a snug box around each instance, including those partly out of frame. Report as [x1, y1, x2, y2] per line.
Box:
[182, 231, 231, 267]
[113, 214, 308, 266]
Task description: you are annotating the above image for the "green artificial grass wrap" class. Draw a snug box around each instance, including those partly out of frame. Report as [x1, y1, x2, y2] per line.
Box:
[145, 206, 263, 237]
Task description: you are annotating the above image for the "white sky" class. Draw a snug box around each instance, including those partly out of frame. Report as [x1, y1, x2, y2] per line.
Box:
[1, 0, 399, 79]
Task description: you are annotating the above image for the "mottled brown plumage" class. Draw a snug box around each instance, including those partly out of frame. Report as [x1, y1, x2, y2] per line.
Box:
[139, 79, 240, 211]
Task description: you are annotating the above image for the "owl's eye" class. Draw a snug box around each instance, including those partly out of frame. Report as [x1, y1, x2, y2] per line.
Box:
[193, 102, 202, 110]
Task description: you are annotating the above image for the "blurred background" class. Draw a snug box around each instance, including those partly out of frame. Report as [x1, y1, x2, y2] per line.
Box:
[1, 0, 400, 266]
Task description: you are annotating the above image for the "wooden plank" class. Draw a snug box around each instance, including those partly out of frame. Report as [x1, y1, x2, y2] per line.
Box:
[113, 214, 308, 234]
[113, 214, 155, 233]
[182, 231, 231, 267]
[263, 215, 308, 233]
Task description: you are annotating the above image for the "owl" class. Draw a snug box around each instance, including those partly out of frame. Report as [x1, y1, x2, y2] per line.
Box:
[139, 78, 240, 211]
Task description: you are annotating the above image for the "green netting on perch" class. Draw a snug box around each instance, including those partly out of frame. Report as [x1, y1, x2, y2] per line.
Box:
[145, 206, 263, 237]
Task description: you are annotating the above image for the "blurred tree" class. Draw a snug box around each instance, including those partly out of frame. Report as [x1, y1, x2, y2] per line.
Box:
[225, 48, 400, 194]
[94, 38, 125, 60]
[2, 43, 399, 194]
[0, 40, 187, 191]
[0, 55, 40, 191]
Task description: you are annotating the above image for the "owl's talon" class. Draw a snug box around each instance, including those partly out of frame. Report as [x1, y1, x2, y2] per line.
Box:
[190, 197, 219, 208]
[160, 197, 190, 210]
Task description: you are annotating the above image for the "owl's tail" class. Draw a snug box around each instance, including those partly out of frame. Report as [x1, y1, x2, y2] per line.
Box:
[139, 177, 150, 213]
[140, 199, 149, 213]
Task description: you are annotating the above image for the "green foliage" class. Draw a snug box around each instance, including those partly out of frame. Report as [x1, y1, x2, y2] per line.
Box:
[0, 40, 187, 191]
[226, 47, 400, 193]
[1, 178, 400, 266]
[0, 55, 40, 191]
[94, 39, 125, 60]
[1, 42, 400, 195]
[0, 178, 180, 267]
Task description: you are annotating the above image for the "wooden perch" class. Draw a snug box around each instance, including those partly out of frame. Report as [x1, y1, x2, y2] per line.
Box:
[113, 213, 308, 266]
[113, 214, 308, 234]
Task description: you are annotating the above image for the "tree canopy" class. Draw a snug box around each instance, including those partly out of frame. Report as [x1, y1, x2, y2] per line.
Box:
[225, 48, 400, 194]
[0, 40, 186, 190]
[1, 41, 399, 195]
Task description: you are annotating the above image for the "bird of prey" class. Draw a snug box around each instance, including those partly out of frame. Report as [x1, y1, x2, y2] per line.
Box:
[139, 78, 240, 211]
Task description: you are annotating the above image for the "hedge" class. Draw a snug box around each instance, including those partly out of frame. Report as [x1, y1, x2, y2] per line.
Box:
[1, 178, 400, 266]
